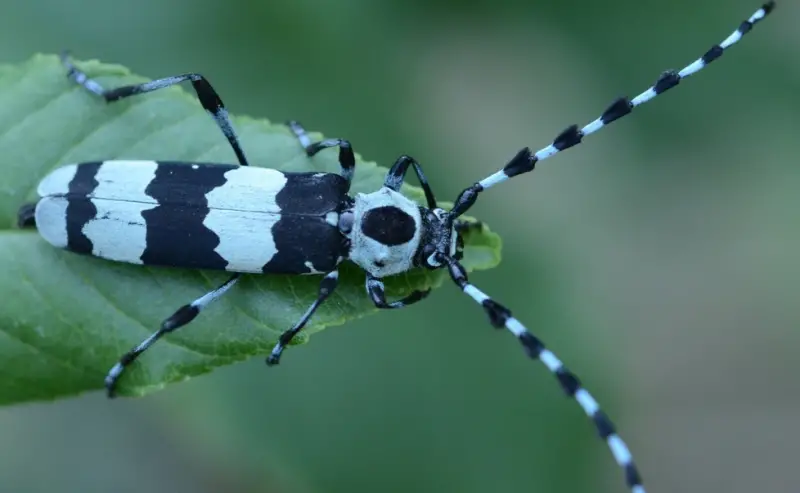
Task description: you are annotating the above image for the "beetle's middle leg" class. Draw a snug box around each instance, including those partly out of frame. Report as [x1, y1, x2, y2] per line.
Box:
[287, 121, 355, 190]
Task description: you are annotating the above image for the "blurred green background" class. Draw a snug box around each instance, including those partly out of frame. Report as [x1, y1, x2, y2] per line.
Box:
[0, 1, 797, 492]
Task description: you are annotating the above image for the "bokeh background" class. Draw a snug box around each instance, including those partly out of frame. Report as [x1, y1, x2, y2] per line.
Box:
[0, 1, 797, 492]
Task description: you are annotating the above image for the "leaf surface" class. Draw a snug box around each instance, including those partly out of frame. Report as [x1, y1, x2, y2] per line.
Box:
[0, 55, 501, 403]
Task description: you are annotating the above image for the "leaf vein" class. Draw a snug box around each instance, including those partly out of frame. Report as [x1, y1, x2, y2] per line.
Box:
[55, 255, 218, 359]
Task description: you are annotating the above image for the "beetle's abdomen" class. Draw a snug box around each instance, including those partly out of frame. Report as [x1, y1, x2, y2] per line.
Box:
[33, 160, 350, 274]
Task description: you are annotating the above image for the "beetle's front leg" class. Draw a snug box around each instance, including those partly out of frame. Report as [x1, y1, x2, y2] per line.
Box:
[366, 275, 430, 309]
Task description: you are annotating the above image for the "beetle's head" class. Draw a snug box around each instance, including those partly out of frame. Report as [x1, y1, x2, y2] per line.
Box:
[413, 207, 461, 270]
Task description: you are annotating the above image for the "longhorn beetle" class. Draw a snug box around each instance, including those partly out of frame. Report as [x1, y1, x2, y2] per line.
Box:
[17, 3, 775, 493]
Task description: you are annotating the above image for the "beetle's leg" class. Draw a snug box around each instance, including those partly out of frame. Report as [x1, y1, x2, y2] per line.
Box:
[366, 275, 430, 309]
[287, 121, 356, 189]
[266, 269, 339, 366]
[61, 51, 249, 167]
[383, 155, 437, 209]
[104, 273, 240, 397]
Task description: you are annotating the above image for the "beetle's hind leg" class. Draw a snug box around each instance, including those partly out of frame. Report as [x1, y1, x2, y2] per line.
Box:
[17, 202, 37, 228]
[60, 51, 250, 167]
[104, 273, 240, 397]
[287, 121, 356, 189]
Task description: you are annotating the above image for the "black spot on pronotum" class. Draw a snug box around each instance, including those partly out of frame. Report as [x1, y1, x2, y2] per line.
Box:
[361, 206, 416, 246]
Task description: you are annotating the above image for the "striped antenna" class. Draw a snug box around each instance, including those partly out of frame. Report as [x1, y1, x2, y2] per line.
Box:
[450, 2, 775, 218]
[442, 256, 645, 493]
[444, 5, 776, 492]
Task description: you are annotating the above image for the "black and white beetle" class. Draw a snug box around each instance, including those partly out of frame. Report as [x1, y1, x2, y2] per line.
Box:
[16, 3, 775, 493]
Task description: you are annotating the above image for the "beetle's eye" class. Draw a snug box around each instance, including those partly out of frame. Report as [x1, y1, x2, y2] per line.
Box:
[420, 244, 437, 268]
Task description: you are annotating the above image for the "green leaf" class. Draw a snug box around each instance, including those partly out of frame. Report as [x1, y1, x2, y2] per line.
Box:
[0, 54, 501, 404]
